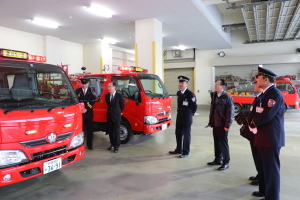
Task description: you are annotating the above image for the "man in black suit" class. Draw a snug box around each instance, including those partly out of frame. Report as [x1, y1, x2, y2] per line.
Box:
[105, 82, 125, 153]
[75, 78, 98, 150]
[247, 66, 285, 200]
[207, 79, 234, 170]
[169, 76, 197, 158]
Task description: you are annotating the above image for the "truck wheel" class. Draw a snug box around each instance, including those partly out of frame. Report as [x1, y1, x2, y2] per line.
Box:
[120, 119, 133, 144]
[234, 103, 242, 114]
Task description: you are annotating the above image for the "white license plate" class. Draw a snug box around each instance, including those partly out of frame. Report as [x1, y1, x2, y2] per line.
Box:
[43, 157, 62, 174]
[162, 123, 167, 130]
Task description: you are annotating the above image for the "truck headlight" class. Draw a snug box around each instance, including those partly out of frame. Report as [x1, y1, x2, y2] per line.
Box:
[167, 113, 171, 120]
[144, 116, 159, 125]
[69, 132, 84, 149]
[0, 150, 28, 168]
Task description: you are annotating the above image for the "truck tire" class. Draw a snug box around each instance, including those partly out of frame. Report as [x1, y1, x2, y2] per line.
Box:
[120, 119, 133, 144]
[234, 103, 242, 114]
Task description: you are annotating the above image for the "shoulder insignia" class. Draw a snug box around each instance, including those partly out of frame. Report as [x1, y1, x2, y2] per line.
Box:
[267, 99, 276, 107]
[191, 97, 196, 102]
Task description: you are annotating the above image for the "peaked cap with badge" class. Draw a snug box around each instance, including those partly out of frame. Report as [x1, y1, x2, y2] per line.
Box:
[257, 66, 277, 79]
[178, 75, 190, 82]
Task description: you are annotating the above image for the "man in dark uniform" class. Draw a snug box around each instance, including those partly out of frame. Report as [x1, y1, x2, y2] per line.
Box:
[75, 78, 97, 150]
[207, 79, 234, 170]
[169, 76, 197, 158]
[105, 82, 125, 153]
[235, 82, 263, 185]
[247, 67, 285, 200]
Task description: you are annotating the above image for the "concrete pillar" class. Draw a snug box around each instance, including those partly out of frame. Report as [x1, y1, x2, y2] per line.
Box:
[100, 41, 112, 73]
[135, 18, 163, 79]
[83, 41, 112, 74]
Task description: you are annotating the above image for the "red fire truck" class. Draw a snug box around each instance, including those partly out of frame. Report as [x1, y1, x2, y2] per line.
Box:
[229, 79, 299, 113]
[0, 49, 85, 186]
[71, 66, 172, 144]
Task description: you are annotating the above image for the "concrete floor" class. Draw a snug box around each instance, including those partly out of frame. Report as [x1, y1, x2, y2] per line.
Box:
[1, 108, 299, 200]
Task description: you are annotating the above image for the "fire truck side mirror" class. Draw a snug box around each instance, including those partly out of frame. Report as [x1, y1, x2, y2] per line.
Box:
[134, 91, 141, 105]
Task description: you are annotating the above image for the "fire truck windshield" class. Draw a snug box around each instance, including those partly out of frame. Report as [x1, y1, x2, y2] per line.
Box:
[138, 74, 169, 98]
[0, 61, 77, 111]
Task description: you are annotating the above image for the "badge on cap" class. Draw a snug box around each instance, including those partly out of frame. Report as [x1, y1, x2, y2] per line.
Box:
[267, 99, 276, 107]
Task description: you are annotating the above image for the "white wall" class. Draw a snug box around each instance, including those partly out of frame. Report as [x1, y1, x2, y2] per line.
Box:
[0, 26, 44, 55]
[0, 26, 83, 73]
[82, 42, 102, 74]
[196, 30, 300, 105]
[60, 40, 83, 74]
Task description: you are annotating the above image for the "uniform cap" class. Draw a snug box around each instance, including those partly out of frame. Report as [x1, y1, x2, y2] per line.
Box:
[178, 75, 189, 82]
[257, 66, 277, 78]
[80, 78, 90, 84]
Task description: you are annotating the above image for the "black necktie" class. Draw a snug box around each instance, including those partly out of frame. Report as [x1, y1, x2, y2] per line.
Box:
[110, 93, 113, 102]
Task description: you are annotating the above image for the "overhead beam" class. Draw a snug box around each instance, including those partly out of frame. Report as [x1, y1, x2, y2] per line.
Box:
[284, 0, 300, 40]
[202, 0, 245, 5]
[253, 5, 261, 41]
[273, 2, 285, 41]
[266, 3, 270, 41]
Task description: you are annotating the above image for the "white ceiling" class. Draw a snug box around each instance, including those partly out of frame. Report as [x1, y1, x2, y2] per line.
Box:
[0, 0, 250, 50]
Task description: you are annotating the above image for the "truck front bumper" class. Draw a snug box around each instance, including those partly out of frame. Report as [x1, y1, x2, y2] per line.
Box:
[0, 145, 85, 187]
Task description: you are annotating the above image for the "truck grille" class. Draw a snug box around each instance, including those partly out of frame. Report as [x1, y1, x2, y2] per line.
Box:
[31, 145, 67, 162]
[159, 118, 169, 123]
[156, 111, 170, 116]
[20, 132, 73, 147]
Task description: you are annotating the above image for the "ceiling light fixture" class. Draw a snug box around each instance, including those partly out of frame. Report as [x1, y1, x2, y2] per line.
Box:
[101, 37, 117, 44]
[175, 45, 186, 50]
[85, 4, 114, 18]
[31, 17, 59, 29]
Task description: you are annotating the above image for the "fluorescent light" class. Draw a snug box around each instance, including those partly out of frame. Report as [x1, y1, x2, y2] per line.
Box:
[31, 18, 59, 29]
[101, 37, 117, 44]
[86, 4, 114, 18]
[175, 45, 186, 50]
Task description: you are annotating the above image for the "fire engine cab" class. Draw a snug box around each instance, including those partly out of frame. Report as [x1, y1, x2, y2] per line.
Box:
[0, 49, 85, 186]
[71, 66, 172, 144]
[228, 79, 299, 113]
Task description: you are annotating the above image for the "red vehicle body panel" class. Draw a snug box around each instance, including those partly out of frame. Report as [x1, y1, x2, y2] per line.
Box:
[230, 80, 299, 111]
[72, 72, 172, 135]
[0, 53, 85, 186]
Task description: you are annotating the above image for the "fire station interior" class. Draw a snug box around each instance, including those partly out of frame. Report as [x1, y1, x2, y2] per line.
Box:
[0, 0, 300, 199]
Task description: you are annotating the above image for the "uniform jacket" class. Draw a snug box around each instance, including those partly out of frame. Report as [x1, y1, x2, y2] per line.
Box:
[75, 87, 96, 120]
[208, 91, 234, 128]
[105, 92, 125, 122]
[176, 88, 197, 125]
[246, 85, 285, 147]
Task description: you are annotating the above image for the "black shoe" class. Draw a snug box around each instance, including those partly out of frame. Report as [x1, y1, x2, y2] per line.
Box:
[179, 154, 188, 158]
[88, 147, 93, 150]
[250, 180, 259, 186]
[169, 150, 181, 154]
[114, 149, 118, 153]
[218, 164, 229, 170]
[252, 191, 264, 197]
[107, 146, 115, 150]
[249, 175, 258, 181]
[207, 160, 223, 165]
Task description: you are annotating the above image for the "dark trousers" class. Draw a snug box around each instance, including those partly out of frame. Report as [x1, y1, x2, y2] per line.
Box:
[250, 142, 259, 179]
[175, 121, 192, 155]
[84, 118, 94, 148]
[107, 119, 121, 149]
[257, 147, 281, 200]
[212, 127, 230, 164]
